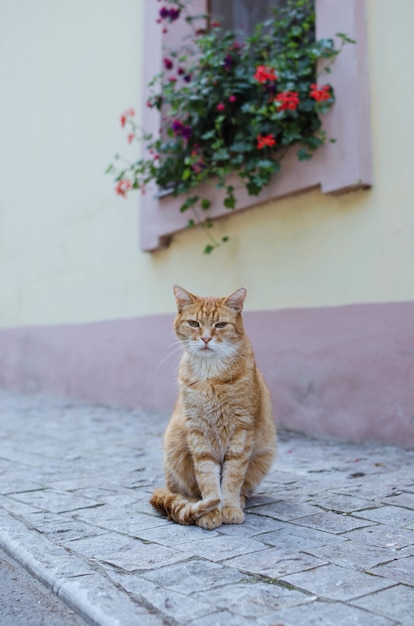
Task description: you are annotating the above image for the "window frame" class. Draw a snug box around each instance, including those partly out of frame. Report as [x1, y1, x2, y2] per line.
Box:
[140, 0, 371, 252]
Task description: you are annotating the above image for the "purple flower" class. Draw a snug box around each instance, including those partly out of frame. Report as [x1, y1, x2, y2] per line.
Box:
[223, 55, 233, 70]
[168, 7, 180, 21]
[159, 6, 181, 22]
[163, 57, 173, 70]
[171, 119, 192, 139]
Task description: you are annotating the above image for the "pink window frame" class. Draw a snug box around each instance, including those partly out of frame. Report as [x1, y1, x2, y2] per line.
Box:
[140, 0, 371, 252]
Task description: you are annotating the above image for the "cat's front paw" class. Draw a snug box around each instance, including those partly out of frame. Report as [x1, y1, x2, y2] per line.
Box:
[222, 506, 245, 525]
[196, 508, 222, 530]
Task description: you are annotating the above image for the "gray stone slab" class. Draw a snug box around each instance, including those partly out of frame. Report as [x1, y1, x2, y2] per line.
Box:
[11, 489, 101, 513]
[342, 524, 414, 550]
[308, 493, 381, 513]
[176, 534, 269, 562]
[304, 540, 400, 570]
[187, 611, 260, 626]
[379, 492, 414, 508]
[256, 525, 347, 553]
[214, 513, 283, 537]
[248, 500, 321, 521]
[260, 599, 396, 626]
[74, 505, 163, 535]
[222, 548, 328, 578]
[352, 583, 414, 622]
[68, 533, 187, 572]
[140, 559, 245, 593]
[133, 519, 221, 545]
[356, 506, 414, 527]
[26, 512, 107, 543]
[194, 580, 315, 618]
[281, 563, 396, 601]
[291, 510, 374, 534]
[368, 555, 414, 585]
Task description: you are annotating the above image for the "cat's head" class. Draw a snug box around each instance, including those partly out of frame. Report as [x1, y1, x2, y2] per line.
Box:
[173, 285, 247, 360]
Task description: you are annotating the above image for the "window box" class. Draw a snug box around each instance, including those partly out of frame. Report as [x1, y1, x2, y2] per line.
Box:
[140, 0, 371, 251]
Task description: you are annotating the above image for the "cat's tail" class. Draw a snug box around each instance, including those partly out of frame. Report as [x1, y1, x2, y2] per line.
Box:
[150, 488, 220, 525]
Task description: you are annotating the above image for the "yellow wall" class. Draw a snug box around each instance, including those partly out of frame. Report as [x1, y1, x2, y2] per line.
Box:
[1, 0, 413, 328]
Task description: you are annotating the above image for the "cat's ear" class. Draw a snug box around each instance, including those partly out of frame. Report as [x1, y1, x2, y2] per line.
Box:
[223, 287, 247, 313]
[173, 285, 197, 311]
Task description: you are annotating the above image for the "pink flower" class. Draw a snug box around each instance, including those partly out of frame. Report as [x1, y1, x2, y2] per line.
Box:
[229, 95, 237, 103]
[115, 179, 132, 197]
[127, 133, 135, 144]
[120, 108, 135, 127]
[216, 102, 225, 111]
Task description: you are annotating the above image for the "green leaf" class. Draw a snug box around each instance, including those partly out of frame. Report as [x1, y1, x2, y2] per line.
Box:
[204, 244, 215, 254]
[297, 148, 313, 161]
[201, 198, 211, 210]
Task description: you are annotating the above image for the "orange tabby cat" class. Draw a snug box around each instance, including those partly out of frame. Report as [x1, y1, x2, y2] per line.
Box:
[150, 285, 276, 530]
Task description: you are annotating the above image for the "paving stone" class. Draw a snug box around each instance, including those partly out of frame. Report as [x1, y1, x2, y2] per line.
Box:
[140, 559, 245, 592]
[176, 534, 269, 562]
[247, 500, 321, 521]
[133, 518, 221, 545]
[256, 525, 348, 553]
[259, 599, 396, 626]
[290, 510, 375, 534]
[356, 506, 414, 527]
[214, 513, 283, 537]
[308, 493, 381, 513]
[68, 533, 187, 572]
[222, 548, 328, 578]
[342, 524, 414, 550]
[10, 489, 101, 513]
[194, 580, 315, 618]
[378, 491, 414, 508]
[351, 583, 414, 622]
[280, 563, 397, 601]
[304, 540, 400, 570]
[187, 611, 259, 626]
[26, 512, 107, 543]
[368, 555, 414, 585]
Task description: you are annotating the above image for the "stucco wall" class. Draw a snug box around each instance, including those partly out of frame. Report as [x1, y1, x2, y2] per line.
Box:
[0, 0, 413, 327]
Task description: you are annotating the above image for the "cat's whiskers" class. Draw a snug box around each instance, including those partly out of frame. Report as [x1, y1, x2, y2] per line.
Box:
[155, 340, 190, 372]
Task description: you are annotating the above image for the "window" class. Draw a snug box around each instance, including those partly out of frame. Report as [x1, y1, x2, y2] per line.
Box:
[140, 0, 371, 252]
[209, 0, 286, 37]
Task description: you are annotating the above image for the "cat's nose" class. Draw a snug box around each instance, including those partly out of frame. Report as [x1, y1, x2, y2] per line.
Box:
[201, 336, 212, 344]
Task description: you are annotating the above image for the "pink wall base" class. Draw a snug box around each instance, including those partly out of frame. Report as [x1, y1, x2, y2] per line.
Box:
[0, 301, 413, 447]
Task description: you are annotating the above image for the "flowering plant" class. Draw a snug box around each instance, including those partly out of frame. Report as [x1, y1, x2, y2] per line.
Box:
[108, 0, 354, 252]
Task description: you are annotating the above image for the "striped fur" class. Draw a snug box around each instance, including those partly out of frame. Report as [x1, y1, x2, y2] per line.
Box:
[150, 286, 277, 529]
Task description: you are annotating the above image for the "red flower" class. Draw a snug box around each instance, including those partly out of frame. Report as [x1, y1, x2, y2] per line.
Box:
[211, 20, 221, 28]
[216, 102, 225, 111]
[115, 179, 132, 197]
[127, 133, 135, 144]
[163, 57, 173, 70]
[257, 134, 276, 150]
[120, 108, 135, 127]
[275, 91, 300, 111]
[254, 65, 277, 83]
[310, 84, 331, 102]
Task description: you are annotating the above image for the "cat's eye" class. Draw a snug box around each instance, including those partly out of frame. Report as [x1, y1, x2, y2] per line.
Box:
[215, 322, 228, 328]
[188, 320, 200, 327]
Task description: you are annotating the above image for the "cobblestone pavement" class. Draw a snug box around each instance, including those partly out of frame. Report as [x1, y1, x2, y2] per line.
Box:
[0, 392, 413, 625]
